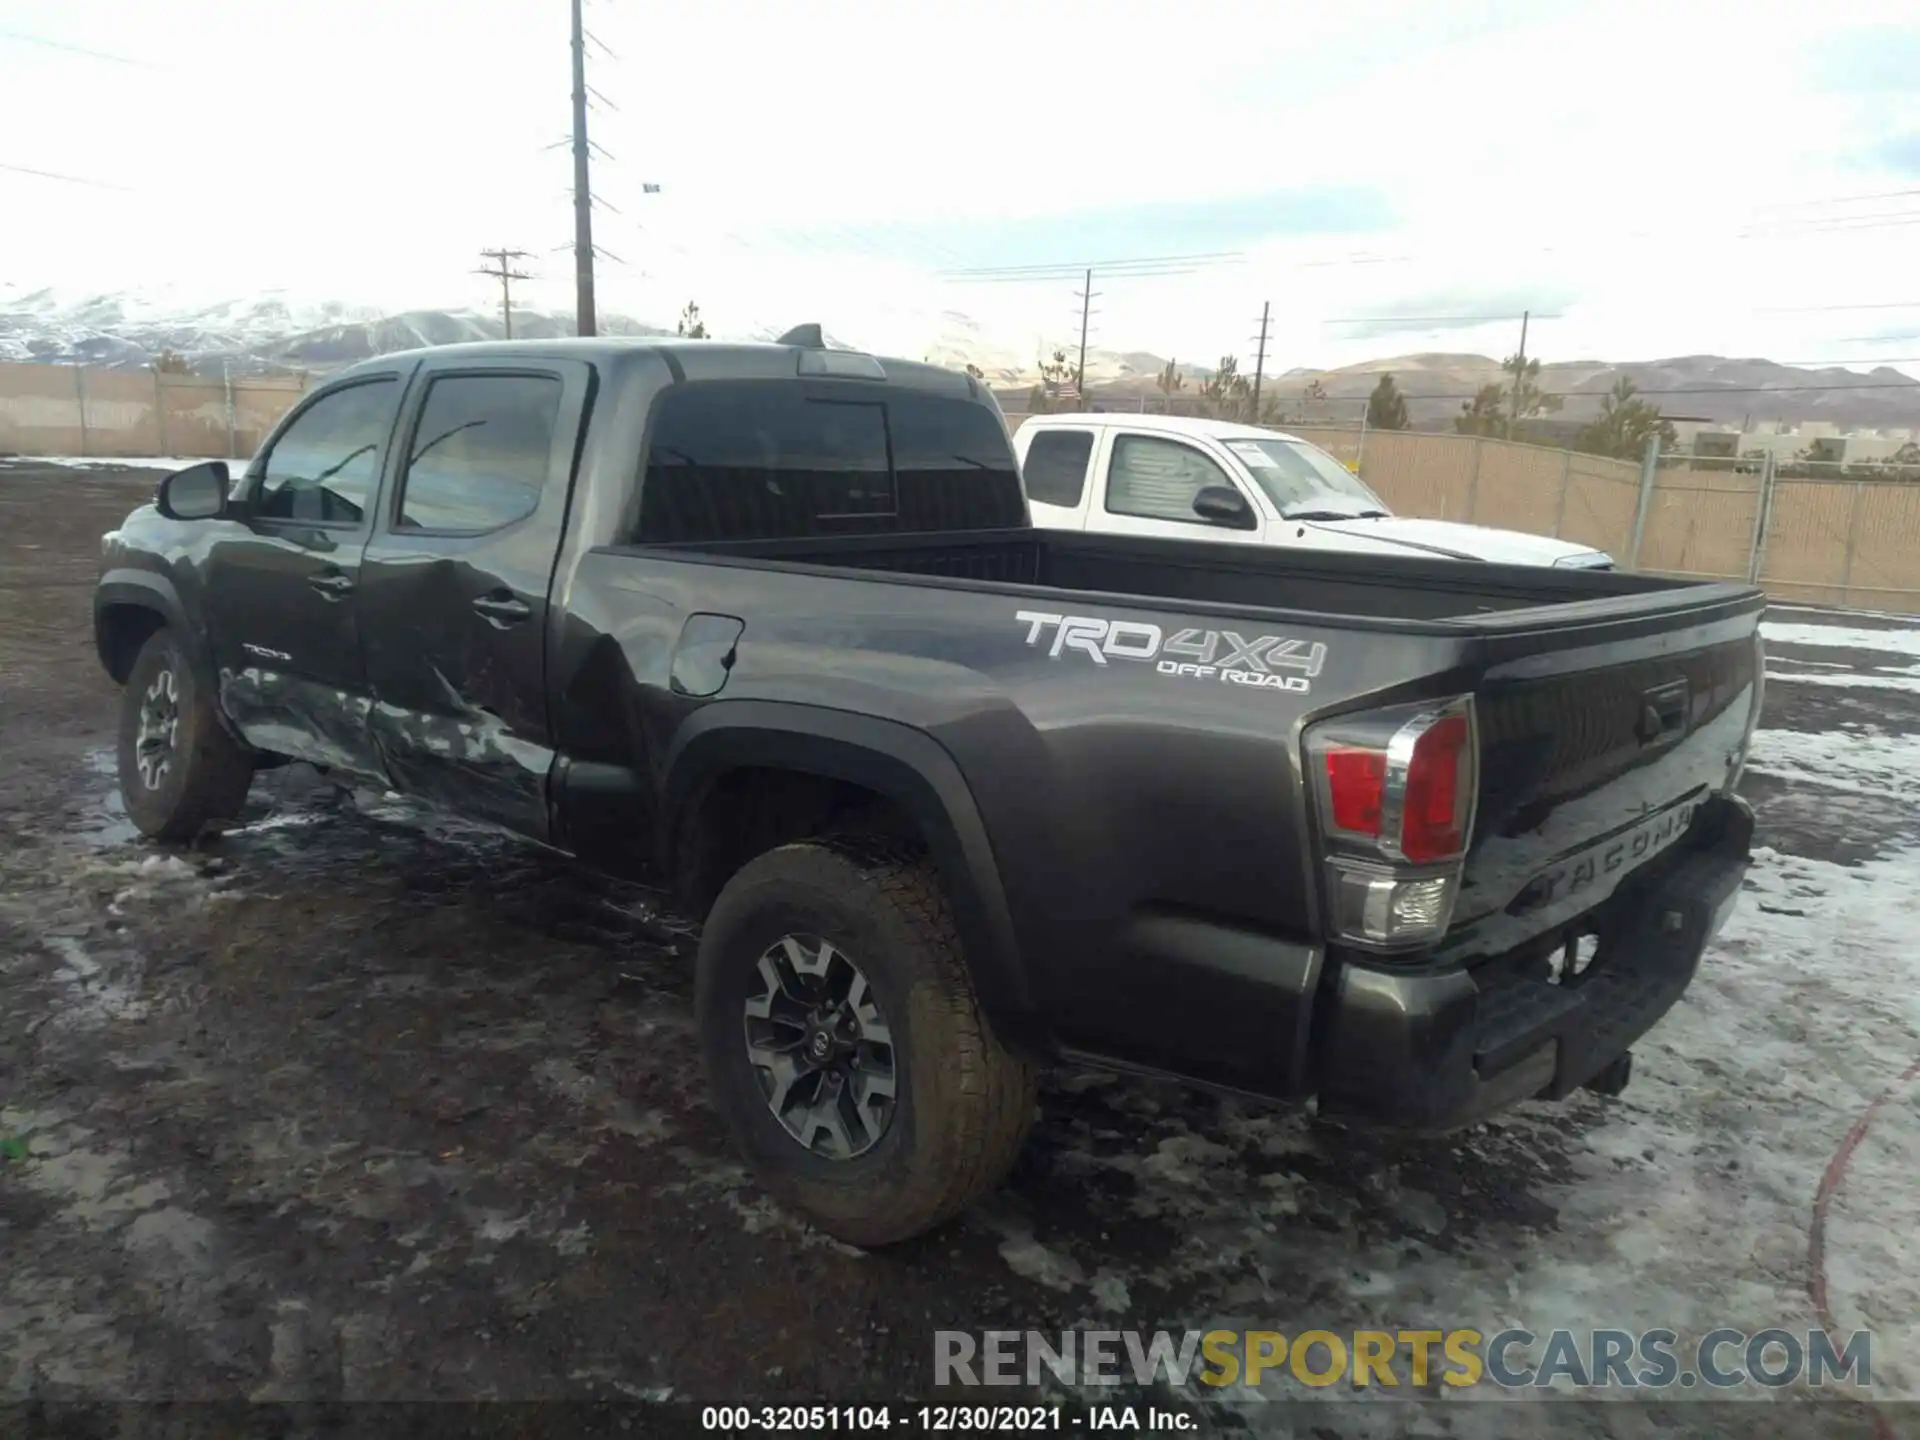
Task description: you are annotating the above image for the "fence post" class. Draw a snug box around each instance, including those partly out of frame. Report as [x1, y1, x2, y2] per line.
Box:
[73, 364, 89, 457]
[1839, 481, 1866, 608]
[223, 361, 237, 459]
[1627, 436, 1659, 569]
[1552, 447, 1573, 537]
[1745, 451, 1777, 584]
[153, 367, 168, 455]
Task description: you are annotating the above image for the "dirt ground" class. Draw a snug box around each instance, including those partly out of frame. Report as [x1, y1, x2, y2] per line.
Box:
[2, 461, 1916, 1438]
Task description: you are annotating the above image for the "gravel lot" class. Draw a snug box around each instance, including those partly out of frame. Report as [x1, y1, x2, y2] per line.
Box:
[2, 460, 1916, 1437]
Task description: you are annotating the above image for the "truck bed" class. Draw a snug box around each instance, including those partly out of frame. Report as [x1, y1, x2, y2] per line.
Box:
[643, 526, 1749, 627]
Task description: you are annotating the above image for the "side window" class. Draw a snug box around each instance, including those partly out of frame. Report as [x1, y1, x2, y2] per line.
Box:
[255, 379, 398, 525]
[1022, 429, 1094, 507]
[396, 373, 563, 532]
[637, 385, 892, 543]
[1106, 434, 1239, 523]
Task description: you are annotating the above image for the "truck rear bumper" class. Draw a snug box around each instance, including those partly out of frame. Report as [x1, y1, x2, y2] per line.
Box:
[1315, 793, 1753, 1132]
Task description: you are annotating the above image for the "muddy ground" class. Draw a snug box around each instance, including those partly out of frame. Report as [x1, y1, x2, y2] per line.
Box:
[2, 461, 1916, 1437]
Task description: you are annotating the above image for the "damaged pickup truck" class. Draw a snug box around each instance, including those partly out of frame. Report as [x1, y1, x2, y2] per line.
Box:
[95, 331, 1764, 1246]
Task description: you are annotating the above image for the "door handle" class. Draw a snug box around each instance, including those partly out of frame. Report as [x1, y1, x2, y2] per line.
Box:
[472, 594, 532, 626]
[307, 570, 354, 599]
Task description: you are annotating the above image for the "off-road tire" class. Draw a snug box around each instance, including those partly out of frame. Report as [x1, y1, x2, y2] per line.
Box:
[696, 838, 1040, 1247]
[116, 627, 254, 842]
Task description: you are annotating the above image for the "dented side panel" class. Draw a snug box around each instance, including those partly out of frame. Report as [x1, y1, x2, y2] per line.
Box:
[352, 357, 597, 840]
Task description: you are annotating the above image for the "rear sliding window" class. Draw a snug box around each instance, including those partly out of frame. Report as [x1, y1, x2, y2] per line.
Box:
[634, 382, 1023, 543]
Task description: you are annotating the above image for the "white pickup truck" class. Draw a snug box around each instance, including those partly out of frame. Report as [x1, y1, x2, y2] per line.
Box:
[1014, 412, 1615, 569]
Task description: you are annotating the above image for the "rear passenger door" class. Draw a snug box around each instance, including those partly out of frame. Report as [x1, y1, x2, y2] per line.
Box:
[1093, 431, 1269, 544]
[353, 358, 593, 839]
[1020, 427, 1097, 529]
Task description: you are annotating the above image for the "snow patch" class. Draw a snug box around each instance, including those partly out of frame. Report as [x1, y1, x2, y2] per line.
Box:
[1764, 669, 1920, 693]
[1746, 728, 1920, 796]
[1761, 622, 1920, 658]
[13, 455, 240, 473]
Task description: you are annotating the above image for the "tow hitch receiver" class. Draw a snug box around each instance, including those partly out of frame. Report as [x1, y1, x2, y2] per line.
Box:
[1584, 1050, 1633, 1097]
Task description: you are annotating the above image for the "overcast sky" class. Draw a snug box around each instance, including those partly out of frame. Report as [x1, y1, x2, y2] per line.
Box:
[4, 0, 1920, 377]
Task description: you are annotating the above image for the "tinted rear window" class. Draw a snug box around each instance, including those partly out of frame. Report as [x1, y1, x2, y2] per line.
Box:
[635, 382, 1023, 543]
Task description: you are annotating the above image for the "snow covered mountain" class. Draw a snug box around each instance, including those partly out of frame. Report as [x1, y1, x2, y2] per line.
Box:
[0, 286, 669, 375]
[0, 285, 1179, 389]
[8, 286, 1912, 430]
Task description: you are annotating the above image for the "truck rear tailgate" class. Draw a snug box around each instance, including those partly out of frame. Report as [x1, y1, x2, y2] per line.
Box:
[1444, 600, 1764, 963]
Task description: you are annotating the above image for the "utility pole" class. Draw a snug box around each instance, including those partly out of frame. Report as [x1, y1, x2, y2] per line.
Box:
[475, 248, 534, 338]
[1073, 268, 1099, 412]
[1507, 309, 1530, 438]
[1249, 301, 1272, 419]
[569, 0, 596, 337]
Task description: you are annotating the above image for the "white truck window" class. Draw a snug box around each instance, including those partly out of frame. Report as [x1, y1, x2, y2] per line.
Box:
[1024, 430, 1094, 507]
[1105, 435, 1237, 522]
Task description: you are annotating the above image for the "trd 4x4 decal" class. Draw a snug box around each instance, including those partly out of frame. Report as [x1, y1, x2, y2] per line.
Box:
[1015, 610, 1327, 694]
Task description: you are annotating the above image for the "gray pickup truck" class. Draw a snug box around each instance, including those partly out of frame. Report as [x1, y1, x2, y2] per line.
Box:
[94, 329, 1763, 1245]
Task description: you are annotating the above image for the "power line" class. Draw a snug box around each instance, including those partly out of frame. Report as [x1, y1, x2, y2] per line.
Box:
[0, 161, 129, 190]
[1748, 187, 1920, 211]
[1323, 311, 1563, 325]
[941, 250, 1246, 281]
[937, 207, 1920, 289]
[0, 29, 149, 66]
[475, 248, 535, 339]
[1758, 301, 1920, 313]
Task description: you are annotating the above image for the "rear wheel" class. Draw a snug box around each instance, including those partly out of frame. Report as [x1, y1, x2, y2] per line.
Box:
[116, 627, 254, 841]
[695, 838, 1039, 1247]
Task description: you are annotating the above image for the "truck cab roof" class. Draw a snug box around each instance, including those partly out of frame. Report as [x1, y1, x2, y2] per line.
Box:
[330, 334, 990, 401]
[1019, 411, 1310, 446]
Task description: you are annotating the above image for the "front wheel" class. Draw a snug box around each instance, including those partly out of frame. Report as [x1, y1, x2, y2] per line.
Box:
[695, 839, 1039, 1247]
[116, 627, 254, 841]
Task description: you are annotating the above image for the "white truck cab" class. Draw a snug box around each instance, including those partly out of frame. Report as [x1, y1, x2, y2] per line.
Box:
[1013, 412, 1615, 569]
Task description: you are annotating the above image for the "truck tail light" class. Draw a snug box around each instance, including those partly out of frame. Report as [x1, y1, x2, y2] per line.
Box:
[1305, 697, 1479, 952]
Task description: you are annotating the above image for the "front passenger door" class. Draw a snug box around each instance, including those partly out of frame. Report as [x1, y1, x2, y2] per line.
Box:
[202, 374, 404, 780]
[1097, 432, 1270, 544]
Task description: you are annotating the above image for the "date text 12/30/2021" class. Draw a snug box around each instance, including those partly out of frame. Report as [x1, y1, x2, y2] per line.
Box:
[701, 1405, 1194, 1431]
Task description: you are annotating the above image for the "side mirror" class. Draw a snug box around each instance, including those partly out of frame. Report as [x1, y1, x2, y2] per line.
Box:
[155, 461, 231, 521]
[1192, 484, 1256, 529]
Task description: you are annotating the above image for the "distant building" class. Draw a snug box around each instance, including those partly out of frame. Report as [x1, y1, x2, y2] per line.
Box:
[1681, 423, 1917, 468]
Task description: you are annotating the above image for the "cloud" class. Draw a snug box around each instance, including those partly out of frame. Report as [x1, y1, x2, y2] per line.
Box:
[1809, 24, 1920, 92]
[1319, 286, 1583, 343]
[1870, 131, 1920, 176]
[771, 187, 1398, 271]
